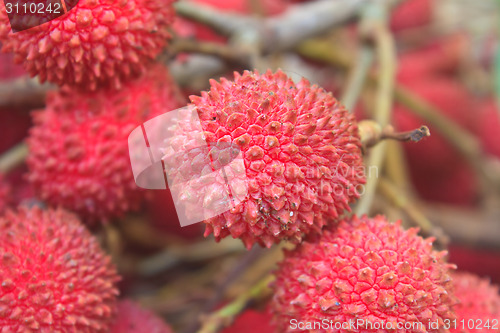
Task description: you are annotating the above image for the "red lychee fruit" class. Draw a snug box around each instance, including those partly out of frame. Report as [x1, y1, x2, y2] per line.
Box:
[0, 207, 120, 332]
[0, 0, 175, 91]
[109, 300, 173, 333]
[390, 0, 432, 32]
[271, 215, 457, 333]
[450, 272, 500, 333]
[27, 64, 185, 223]
[221, 309, 276, 333]
[397, 35, 466, 83]
[0, 174, 10, 213]
[168, 70, 365, 249]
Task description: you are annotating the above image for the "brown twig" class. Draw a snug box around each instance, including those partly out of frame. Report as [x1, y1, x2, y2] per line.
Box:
[0, 77, 52, 109]
[378, 177, 449, 248]
[174, 0, 403, 53]
[197, 274, 274, 333]
[0, 142, 28, 174]
[168, 38, 251, 66]
[355, 3, 396, 216]
[358, 120, 430, 149]
[295, 35, 500, 198]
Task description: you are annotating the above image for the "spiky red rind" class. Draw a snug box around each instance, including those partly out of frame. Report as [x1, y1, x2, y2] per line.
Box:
[0, 207, 120, 332]
[184, 70, 365, 249]
[27, 64, 185, 223]
[271, 215, 457, 333]
[0, 0, 175, 91]
[450, 272, 500, 333]
[110, 300, 173, 333]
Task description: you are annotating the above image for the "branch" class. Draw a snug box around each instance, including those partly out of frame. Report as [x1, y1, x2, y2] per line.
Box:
[175, 0, 404, 54]
[0, 77, 52, 109]
[358, 120, 430, 149]
[354, 3, 396, 216]
[378, 177, 449, 248]
[0, 142, 28, 174]
[295, 36, 500, 197]
[423, 203, 500, 249]
[197, 274, 274, 333]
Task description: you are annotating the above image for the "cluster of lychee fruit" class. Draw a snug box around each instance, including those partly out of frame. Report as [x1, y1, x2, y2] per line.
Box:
[0, 0, 499, 332]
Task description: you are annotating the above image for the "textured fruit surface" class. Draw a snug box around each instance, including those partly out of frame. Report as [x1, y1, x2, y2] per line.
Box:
[0, 207, 120, 332]
[450, 272, 500, 333]
[271, 215, 457, 333]
[173, 70, 364, 249]
[0, 0, 175, 91]
[221, 309, 276, 333]
[27, 64, 185, 223]
[110, 300, 173, 333]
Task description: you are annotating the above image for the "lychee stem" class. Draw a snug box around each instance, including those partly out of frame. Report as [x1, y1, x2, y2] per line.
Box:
[0, 142, 28, 174]
[378, 177, 449, 248]
[355, 2, 396, 217]
[358, 120, 430, 149]
[198, 274, 274, 333]
[0, 76, 52, 109]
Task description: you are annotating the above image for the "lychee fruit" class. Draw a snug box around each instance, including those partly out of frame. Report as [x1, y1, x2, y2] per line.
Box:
[271, 215, 457, 333]
[0, 0, 175, 91]
[450, 272, 500, 333]
[390, 0, 433, 32]
[109, 300, 173, 333]
[0, 207, 121, 332]
[166, 70, 365, 249]
[397, 35, 466, 83]
[27, 64, 185, 223]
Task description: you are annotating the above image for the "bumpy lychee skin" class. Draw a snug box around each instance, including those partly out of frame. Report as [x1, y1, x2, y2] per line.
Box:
[0, 207, 120, 332]
[450, 272, 500, 333]
[110, 300, 173, 333]
[180, 70, 364, 249]
[0, 0, 175, 91]
[27, 64, 185, 223]
[271, 215, 457, 333]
